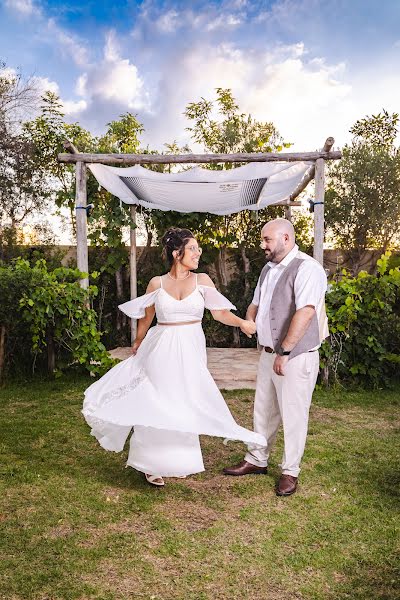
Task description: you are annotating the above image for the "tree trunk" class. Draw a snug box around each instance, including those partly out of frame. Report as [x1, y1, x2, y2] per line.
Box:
[0, 325, 6, 385]
[137, 229, 153, 272]
[232, 327, 241, 348]
[215, 247, 228, 289]
[240, 245, 251, 296]
[321, 365, 330, 387]
[46, 326, 56, 375]
[348, 247, 370, 275]
[115, 267, 126, 331]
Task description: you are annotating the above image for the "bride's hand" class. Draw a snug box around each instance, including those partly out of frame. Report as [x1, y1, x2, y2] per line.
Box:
[131, 338, 143, 355]
[240, 319, 256, 338]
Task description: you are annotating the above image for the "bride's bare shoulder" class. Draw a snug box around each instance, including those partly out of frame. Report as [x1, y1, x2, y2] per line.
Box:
[197, 273, 215, 288]
[146, 276, 163, 293]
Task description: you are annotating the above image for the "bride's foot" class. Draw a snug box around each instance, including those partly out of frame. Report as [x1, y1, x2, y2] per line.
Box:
[145, 473, 165, 487]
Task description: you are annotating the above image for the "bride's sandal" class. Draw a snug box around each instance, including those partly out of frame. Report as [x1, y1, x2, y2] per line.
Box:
[145, 473, 165, 487]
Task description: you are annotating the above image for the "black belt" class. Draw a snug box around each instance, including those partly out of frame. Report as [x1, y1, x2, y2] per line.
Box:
[263, 346, 318, 353]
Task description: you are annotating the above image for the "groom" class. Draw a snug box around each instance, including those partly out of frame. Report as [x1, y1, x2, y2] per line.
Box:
[224, 218, 328, 496]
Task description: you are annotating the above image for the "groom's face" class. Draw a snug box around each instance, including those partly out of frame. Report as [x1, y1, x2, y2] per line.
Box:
[260, 225, 286, 263]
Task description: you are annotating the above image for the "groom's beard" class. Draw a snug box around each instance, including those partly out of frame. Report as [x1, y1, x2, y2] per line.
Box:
[265, 240, 285, 263]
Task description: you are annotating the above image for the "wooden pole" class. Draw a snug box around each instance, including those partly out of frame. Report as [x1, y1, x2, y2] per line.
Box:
[75, 161, 89, 289]
[130, 206, 137, 344]
[313, 158, 325, 266]
[58, 149, 341, 165]
[289, 137, 335, 202]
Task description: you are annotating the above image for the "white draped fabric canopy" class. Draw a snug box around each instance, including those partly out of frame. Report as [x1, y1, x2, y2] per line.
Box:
[89, 161, 311, 215]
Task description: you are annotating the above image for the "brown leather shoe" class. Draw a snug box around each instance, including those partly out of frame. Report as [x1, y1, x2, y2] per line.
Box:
[223, 460, 268, 476]
[276, 474, 298, 496]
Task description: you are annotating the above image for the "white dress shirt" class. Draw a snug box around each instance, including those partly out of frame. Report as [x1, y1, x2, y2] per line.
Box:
[252, 244, 328, 348]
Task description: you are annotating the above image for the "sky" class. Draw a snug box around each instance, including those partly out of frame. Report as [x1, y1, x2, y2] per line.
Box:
[2, 0, 400, 154]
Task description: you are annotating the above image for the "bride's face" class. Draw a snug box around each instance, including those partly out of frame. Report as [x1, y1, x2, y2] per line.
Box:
[180, 238, 202, 270]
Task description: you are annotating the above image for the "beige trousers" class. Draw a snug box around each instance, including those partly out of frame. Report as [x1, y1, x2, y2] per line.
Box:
[245, 350, 319, 477]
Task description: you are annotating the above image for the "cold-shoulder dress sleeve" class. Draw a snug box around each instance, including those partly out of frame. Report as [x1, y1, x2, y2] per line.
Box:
[198, 285, 237, 311]
[118, 290, 159, 318]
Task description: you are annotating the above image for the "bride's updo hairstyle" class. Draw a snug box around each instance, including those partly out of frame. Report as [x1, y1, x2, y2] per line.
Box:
[161, 227, 195, 266]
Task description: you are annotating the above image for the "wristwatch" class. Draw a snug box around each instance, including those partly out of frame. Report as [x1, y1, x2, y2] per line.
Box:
[277, 346, 291, 356]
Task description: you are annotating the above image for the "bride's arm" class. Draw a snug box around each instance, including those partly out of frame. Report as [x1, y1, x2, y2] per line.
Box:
[132, 277, 159, 354]
[198, 273, 256, 338]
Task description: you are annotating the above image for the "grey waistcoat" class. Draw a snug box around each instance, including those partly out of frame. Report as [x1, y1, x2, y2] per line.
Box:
[259, 257, 320, 359]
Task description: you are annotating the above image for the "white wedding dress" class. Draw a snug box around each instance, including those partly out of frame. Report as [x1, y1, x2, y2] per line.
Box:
[82, 276, 266, 477]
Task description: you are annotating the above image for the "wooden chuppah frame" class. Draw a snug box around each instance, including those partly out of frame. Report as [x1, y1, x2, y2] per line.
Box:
[59, 138, 341, 340]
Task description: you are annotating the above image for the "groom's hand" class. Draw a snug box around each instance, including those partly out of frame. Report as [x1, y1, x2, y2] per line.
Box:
[273, 354, 289, 376]
[240, 319, 256, 338]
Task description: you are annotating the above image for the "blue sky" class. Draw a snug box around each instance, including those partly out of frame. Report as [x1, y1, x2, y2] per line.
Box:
[1, 0, 400, 152]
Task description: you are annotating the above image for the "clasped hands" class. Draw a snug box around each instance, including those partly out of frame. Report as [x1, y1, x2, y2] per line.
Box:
[240, 319, 257, 338]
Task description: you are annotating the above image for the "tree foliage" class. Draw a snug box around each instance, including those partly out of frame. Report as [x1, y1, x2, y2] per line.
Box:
[325, 110, 400, 269]
[0, 258, 114, 380]
[185, 87, 290, 156]
[0, 63, 49, 237]
[321, 252, 400, 387]
[0, 61, 38, 123]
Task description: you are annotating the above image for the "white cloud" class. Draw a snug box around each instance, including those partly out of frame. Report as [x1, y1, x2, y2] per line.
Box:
[205, 14, 242, 31]
[130, 4, 244, 37]
[69, 31, 148, 128]
[8, 0, 394, 156]
[257, 0, 318, 28]
[32, 76, 60, 95]
[5, 0, 38, 16]
[62, 99, 88, 115]
[46, 18, 89, 67]
[243, 54, 352, 149]
[156, 10, 179, 33]
[138, 41, 354, 152]
[0, 66, 18, 80]
[103, 30, 120, 62]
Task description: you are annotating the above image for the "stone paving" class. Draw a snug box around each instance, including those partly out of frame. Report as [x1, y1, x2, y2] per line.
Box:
[109, 347, 260, 390]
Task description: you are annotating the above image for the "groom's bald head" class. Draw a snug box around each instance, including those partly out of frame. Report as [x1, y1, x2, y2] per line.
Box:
[262, 218, 295, 242]
[260, 218, 296, 263]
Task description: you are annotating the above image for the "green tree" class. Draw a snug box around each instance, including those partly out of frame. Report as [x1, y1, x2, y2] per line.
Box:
[0, 60, 38, 121]
[0, 258, 114, 381]
[325, 110, 400, 271]
[23, 91, 97, 236]
[88, 113, 145, 340]
[24, 96, 146, 345]
[320, 251, 400, 386]
[0, 63, 49, 248]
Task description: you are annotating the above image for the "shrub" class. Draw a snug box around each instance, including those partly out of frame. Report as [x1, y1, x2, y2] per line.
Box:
[0, 259, 115, 381]
[321, 252, 400, 387]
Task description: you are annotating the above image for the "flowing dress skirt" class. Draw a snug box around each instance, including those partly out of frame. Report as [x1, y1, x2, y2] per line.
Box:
[83, 322, 265, 476]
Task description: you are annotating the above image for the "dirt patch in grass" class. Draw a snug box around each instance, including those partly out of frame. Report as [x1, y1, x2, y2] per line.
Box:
[45, 524, 75, 540]
[81, 557, 148, 598]
[158, 499, 219, 532]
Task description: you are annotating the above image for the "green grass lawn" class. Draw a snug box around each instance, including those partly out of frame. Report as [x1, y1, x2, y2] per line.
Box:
[0, 376, 399, 600]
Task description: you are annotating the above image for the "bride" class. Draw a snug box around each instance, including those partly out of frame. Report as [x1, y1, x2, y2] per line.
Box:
[83, 227, 266, 487]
